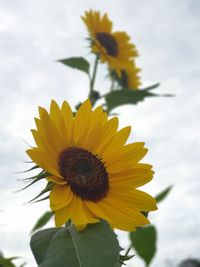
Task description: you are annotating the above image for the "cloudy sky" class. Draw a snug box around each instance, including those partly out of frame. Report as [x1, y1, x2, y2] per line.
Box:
[0, 0, 200, 266]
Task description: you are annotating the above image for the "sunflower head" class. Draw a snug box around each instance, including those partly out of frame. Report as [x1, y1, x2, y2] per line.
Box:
[27, 99, 157, 231]
[82, 10, 139, 75]
[119, 64, 142, 89]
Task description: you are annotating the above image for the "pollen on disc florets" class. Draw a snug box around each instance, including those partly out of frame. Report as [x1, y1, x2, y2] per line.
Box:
[96, 32, 118, 57]
[58, 147, 109, 202]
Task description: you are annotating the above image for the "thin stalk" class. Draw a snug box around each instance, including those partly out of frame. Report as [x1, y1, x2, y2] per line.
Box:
[110, 79, 115, 91]
[89, 55, 99, 99]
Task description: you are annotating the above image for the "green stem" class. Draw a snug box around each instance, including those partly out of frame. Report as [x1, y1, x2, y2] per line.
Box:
[110, 79, 115, 91]
[89, 55, 99, 100]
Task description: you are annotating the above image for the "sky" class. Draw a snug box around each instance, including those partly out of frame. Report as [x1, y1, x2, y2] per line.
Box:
[0, 0, 200, 266]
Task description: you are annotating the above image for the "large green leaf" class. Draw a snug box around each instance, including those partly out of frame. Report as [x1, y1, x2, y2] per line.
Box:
[31, 211, 54, 233]
[155, 185, 172, 203]
[58, 57, 90, 74]
[30, 220, 120, 267]
[104, 84, 172, 112]
[130, 225, 157, 266]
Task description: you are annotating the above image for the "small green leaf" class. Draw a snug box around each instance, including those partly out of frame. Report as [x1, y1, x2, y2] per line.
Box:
[0, 255, 17, 267]
[58, 57, 90, 74]
[155, 185, 172, 203]
[130, 225, 157, 266]
[31, 211, 54, 233]
[30, 220, 121, 267]
[104, 83, 173, 112]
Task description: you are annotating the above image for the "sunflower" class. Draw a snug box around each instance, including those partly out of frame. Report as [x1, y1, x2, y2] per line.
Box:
[26, 99, 157, 231]
[119, 64, 142, 89]
[81, 10, 138, 75]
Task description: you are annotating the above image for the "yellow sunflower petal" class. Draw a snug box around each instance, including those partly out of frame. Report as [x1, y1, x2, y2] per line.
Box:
[26, 148, 61, 177]
[50, 100, 68, 148]
[102, 126, 131, 160]
[55, 204, 71, 227]
[31, 129, 45, 150]
[47, 175, 66, 185]
[99, 198, 149, 230]
[83, 202, 99, 224]
[106, 143, 148, 173]
[74, 99, 92, 146]
[110, 167, 154, 188]
[70, 196, 89, 231]
[101, 13, 112, 33]
[107, 188, 157, 212]
[34, 118, 59, 160]
[85, 201, 110, 222]
[87, 200, 146, 231]
[81, 106, 108, 150]
[82, 10, 112, 37]
[93, 117, 119, 155]
[114, 32, 138, 58]
[38, 107, 63, 152]
[50, 185, 73, 211]
[61, 100, 74, 146]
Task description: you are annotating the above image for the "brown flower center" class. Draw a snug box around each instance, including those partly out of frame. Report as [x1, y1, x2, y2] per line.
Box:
[58, 147, 109, 202]
[96, 32, 118, 57]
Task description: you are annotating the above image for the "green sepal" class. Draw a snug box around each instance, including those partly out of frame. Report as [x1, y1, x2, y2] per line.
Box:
[31, 211, 54, 233]
[129, 225, 157, 266]
[30, 220, 121, 267]
[17, 164, 39, 173]
[119, 247, 134, 265]
[155, 185, 173, 203]
[19, 171, 50, 191]
[104, 83, 173, 112]
[28, 182, 54, 203]
[33, 195, 50, 203]
[58, 57, 90, 74]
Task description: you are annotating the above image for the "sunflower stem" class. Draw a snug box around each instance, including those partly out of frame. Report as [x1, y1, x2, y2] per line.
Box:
[89, 55, 99, 105]
[110, 79, 115, 91]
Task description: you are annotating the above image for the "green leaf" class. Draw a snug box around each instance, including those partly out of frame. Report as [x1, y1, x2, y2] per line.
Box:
[30, 220, 121, 267]
[155, 185, 172, 203]
[58, 57, 90, 74]
[0, 256, 16, 267]
[130, 225, 157, 266]
[104, 83, 173, 112]
[31, 211, 54, 233]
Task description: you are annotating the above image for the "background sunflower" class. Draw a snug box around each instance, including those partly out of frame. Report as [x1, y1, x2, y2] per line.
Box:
[82, 10, 138, 75]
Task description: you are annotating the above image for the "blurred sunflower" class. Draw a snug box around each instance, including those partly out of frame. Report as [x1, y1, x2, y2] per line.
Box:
[27, 99, 157, 231]
[119, 64, 142, 89]
[82, 10, 138, 75]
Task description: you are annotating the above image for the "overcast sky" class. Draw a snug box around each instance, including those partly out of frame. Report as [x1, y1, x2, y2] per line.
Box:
[0, 0, 200, 266]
